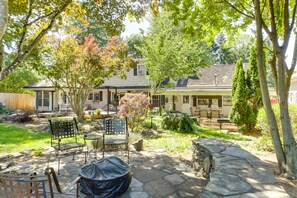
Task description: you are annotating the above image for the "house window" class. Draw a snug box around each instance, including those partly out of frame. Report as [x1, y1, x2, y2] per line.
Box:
[93, 92, 101, 101]
[88, 92, 94, 101]
[183, 95, 189, 104]
[37, 91, 50, 107]
[223, 95, 232, 106]
[136, 64, 146, 76]
[198, 99, 208, 106]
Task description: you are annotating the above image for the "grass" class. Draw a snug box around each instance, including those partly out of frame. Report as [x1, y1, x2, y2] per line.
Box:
[143, 116, 252, 156]
[0, 124, 50, 154]
[0, 115, 252, 157]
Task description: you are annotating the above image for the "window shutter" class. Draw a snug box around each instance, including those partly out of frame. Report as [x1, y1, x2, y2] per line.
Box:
[193, 96, 197, 107]
[134, 68, 137, 76]
[218, 98, 222, 107]
[100, 91, 103, 101]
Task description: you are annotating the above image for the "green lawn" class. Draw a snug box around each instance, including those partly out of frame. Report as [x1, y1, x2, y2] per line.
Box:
[0, 120, 251, 157]
[0, 124, 50, 154]
[144, 123, 251, 156]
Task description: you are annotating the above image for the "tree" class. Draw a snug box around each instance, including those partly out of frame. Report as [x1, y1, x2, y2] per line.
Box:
[0, 0, 147, 82]
[246, 45, 263, 131]
[229, 59, 251, 132]
[118, 93, 150, 132]
[40, 34, 135, 120]
[165, 0, 297, 178]
[211, 34, 234, 64]
[140, 11, 213, 94]
[0, 67, 38, 94]
[125, 34, 145, 58]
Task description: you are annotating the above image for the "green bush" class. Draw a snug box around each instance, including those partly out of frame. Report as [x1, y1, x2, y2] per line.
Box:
[256, 104, 297, 136]
[141, 119, 158, 130]
[161, 111, 198, 133]
[253, 136, 274, 152]
[0, 103, 7, 115]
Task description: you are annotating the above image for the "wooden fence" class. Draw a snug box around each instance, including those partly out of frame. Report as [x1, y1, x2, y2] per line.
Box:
[0, 93, 34, 110]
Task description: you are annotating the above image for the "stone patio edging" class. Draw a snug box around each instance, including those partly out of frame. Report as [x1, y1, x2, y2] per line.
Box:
[192, 138, 290, 198]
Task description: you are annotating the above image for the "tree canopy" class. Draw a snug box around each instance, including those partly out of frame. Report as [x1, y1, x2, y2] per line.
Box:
[140, 11, 213, 94]
[0, 0, 148, 81]
[164, 0, 297, 178]
[39, 34, 135, 120]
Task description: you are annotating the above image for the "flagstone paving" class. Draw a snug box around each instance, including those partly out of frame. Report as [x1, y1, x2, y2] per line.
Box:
[0, 139, 292, 197]
[0, 149, 207, 197]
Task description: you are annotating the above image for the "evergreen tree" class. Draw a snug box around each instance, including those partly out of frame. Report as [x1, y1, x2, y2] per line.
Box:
[231, 59, 242, 98]
[230, 59, 249, 128]
[245, 45, 263, 133]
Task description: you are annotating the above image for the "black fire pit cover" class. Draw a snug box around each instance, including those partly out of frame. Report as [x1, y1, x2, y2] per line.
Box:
[80, 156, 131, 198]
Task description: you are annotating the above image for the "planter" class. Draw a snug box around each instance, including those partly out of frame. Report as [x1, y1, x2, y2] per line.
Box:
[83, 114, 102, 119]
[94, 114, 102, 119]
[132, 139, 143, 151]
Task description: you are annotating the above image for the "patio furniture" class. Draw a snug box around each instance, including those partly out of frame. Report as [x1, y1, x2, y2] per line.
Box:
[217, 118, 232, 130]
[48, 118, 86, 175]
[83, 131, 103, 160]
[80, 156, 131, 198]
[0, 167, 80, 198]
[103, 117, 129, 163]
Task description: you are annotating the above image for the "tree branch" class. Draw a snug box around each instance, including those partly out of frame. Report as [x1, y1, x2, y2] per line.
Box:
[18, 0, 34, 55]
[268, 0, 279, 47]
[222, 0, 254, 19]
[289, 1, 297, 32]
[0, 1, 71, 81]
[283, 0, 290, 48]
[288, 32, 297, 78]
[27, 10, 56, 26]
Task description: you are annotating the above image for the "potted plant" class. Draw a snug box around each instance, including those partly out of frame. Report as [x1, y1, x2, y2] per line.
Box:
[94, 109, 102, 119]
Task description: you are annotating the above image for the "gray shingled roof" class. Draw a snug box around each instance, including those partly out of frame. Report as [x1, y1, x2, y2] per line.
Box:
[177, 64, 236, 87]
[24, 79, 54, 88]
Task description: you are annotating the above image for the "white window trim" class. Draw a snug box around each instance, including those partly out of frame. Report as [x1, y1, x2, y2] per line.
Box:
[87, 92, 94, 101]
[137, 64, 146, 75]
[37, 91, 50, 107]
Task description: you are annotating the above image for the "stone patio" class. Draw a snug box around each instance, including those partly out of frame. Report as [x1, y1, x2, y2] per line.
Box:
[0, 149, 207, 197]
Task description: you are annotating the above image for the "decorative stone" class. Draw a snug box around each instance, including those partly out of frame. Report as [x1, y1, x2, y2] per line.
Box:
[203, 157, 211, 173]
[205, 172, 252, 196]
[164, 174, 185, 185]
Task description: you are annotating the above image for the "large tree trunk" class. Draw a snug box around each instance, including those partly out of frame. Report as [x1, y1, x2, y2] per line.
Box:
[276, 51, 297, 179]
[0, 0, 8, 41]
[0, 0, 8, 71]
[253, 0, 286, 174]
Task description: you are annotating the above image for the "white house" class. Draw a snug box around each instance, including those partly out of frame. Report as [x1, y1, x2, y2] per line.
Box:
[24, 60, 236, 118]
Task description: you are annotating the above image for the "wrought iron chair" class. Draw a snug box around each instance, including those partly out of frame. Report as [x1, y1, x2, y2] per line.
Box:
[103, 117, 129, 163]
[48, 118, 86, 175]
[0, 167, 80, 198]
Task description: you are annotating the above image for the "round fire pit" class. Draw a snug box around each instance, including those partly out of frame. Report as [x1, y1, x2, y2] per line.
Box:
[80, 156, 131, 198]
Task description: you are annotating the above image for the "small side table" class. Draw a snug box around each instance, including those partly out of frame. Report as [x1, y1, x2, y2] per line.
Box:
[84, 131, 104, 161]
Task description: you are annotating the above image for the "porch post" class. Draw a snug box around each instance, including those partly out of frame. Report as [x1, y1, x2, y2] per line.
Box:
[35, 91, 39, 111]
[50, 91, 55, 112]
[172, 95, 175, 111]
[107, 86, 110, 115]
[115, 88, 118, 114]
